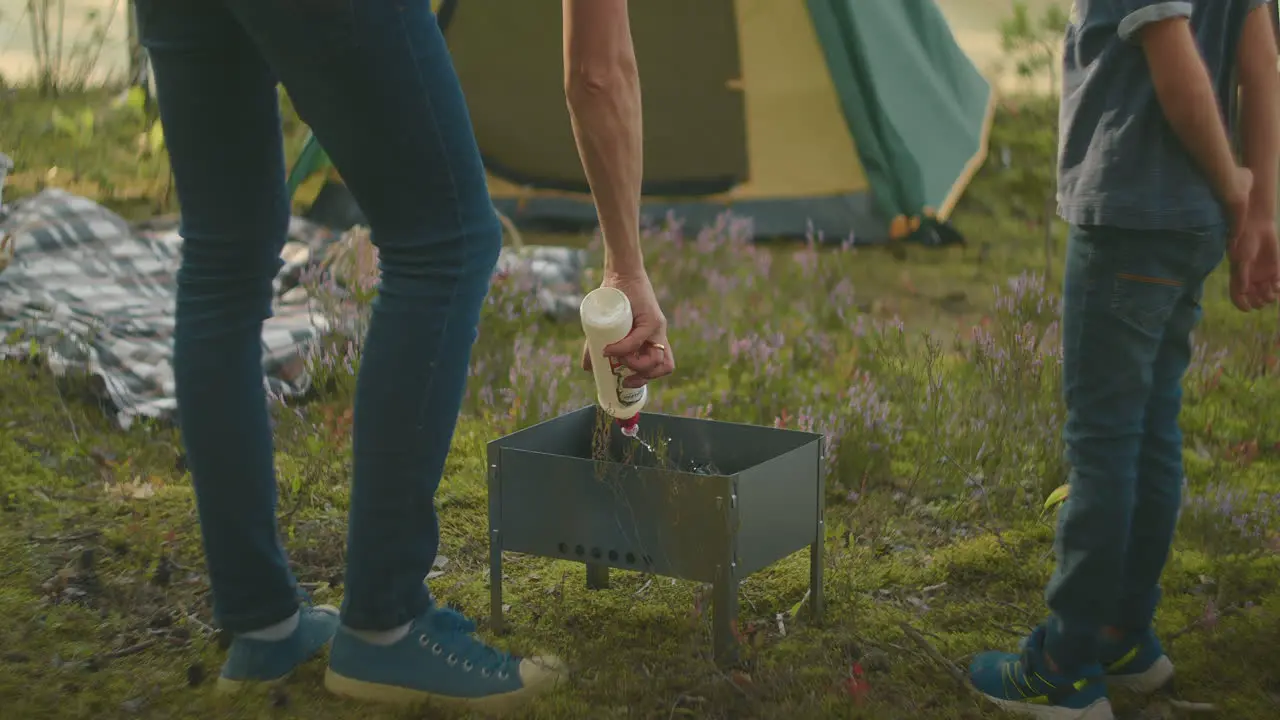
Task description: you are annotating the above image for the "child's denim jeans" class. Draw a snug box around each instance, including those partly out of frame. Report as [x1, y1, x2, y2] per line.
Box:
[1045, 223, 1226, 670]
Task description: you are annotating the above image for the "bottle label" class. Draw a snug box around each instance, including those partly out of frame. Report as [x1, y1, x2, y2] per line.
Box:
[608, 356, 645, 405]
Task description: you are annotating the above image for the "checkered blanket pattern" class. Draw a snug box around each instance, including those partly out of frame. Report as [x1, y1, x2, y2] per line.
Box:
[0, 187, 587, 429]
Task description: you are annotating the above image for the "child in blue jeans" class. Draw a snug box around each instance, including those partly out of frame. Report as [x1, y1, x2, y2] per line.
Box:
[970, 2, 1280, 718]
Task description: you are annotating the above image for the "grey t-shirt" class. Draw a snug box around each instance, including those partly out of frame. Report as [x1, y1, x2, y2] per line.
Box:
[1056, 0, 1268, 230]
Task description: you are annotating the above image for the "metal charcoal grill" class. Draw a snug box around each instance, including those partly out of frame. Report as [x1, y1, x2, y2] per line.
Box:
[487, 406, 825, 664]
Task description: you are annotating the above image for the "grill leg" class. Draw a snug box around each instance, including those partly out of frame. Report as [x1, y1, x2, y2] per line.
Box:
[586, 563, 610, 590]
[811, 443, 827, 625]
[489, 528, 505, 633]
[712, 565, 739, 666]
[810, 519, 826, 624]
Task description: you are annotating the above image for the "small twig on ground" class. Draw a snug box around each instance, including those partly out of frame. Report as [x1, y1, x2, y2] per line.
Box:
[666, 696, 683, 720]
[917, 627, 947, 644]
[185, 614, 216, 636]
[715, 669, 753, 700]
[899, 622, 967, 689]
[28, 486, 69, 502]
[667, 694, 706, 720]
[51, 377, 81, 445]
[988, 622, 1029, 637]
[1166, 604, 1244, 645]
[101, 640, 157, 660]
[1167, 698, 1218, 714]
[28, 530, 99, 543]
[995, 600, 1037, 621]
[789, 588, 812, 618]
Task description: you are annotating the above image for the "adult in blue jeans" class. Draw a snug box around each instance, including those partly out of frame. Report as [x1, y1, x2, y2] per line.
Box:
[135, 0, 674, 713]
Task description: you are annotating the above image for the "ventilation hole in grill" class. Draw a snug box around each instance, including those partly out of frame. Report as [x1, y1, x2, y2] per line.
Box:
[625, 552, 636, 565]
[557, 542, 568, 554]
[608, 550, 619, 562]
[590, 547, 602, 560]
[574, 545, 585, 557]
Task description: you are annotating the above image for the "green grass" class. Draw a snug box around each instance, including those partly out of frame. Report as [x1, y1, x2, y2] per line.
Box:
[4, 89, 1280, 720]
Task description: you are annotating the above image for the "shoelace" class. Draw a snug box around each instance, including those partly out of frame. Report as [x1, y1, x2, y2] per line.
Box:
[424, 607, 515, 674]
[1013, 625, 1058, 693]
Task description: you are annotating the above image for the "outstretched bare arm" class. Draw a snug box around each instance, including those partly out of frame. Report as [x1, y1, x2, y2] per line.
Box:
[562, 0, 644, 278]
[563, 0, 674, 383]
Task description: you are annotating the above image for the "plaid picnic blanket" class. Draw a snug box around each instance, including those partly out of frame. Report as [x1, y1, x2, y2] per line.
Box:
[0, 188, 588, 429]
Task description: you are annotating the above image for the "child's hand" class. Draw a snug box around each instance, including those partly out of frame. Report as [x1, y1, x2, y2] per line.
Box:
[1225, 166, 1254, 247]
[1229, 214, 1280, 311]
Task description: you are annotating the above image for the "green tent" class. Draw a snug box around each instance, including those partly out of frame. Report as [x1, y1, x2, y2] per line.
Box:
[288, 0, 994, 245]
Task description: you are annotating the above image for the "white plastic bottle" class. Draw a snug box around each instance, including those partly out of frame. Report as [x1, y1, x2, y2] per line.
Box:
[580, 286, 647, 435]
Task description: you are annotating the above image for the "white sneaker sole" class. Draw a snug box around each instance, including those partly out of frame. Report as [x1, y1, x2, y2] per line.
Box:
[985, 696, 1115, 720]
[324, 655, 567, 716]
[1105, 655, 1174, 694]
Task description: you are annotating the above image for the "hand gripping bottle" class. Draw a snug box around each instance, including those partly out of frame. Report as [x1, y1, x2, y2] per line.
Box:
[580, 287, 647, 436]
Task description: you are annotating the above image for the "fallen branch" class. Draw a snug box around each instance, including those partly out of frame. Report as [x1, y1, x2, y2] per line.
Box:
[899, 622, 967, 688]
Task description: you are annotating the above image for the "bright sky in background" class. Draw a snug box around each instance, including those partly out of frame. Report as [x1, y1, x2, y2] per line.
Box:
[0, 0, 1066, 91]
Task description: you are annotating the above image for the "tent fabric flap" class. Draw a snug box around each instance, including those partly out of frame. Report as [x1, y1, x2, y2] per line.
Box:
[288, 0, 995, 245]
[806, 0, 994, 227]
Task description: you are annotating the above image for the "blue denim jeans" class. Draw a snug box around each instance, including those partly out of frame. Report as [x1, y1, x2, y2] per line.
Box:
[136, 0, 501, 633]
[1044, 223, 1226, 671]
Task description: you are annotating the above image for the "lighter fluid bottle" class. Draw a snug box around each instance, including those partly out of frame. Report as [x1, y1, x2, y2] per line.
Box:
[579, 286, 647, 435]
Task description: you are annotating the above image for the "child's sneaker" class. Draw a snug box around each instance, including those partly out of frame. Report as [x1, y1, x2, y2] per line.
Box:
[325, 605, 566, 715]
[1100, 628, 1174, 694]
[216, 604, 340, 692]
[970, 626, 1114, 719]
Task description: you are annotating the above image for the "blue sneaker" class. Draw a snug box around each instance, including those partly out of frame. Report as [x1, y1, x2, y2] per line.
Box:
[325, 605, 567, 714]
[1100, 628, 1174, 694]
[216, 604, 340, 693]
[970, 626, 1114, 719]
